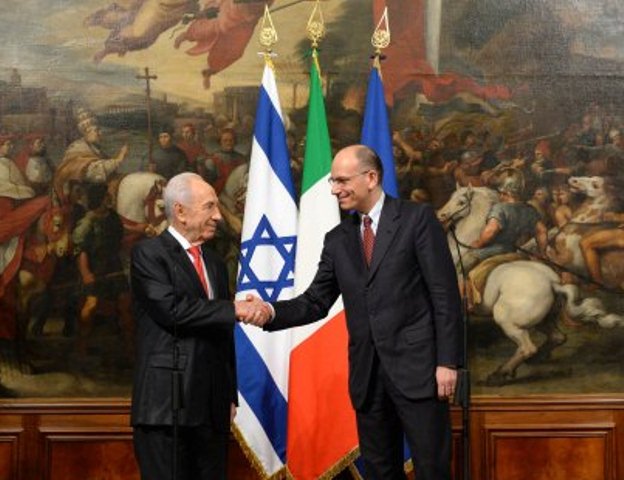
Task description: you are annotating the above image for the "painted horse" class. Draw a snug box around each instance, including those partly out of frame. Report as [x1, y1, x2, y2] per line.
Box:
[115, 171, 167, 252]
[547, 176, 624, 289]
[437, 185, 624, 385]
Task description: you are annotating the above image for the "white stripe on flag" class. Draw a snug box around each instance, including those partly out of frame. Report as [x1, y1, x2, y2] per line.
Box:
[291, 172, 343, 347]
[235, 394, 284, 471]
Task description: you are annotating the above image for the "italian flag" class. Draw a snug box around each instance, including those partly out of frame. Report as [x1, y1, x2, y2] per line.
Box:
[286, 49, 359, 479]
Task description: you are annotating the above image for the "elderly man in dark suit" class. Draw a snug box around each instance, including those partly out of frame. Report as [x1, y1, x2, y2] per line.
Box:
[130, 172, 263, 480]
[245, 145, 463, 480]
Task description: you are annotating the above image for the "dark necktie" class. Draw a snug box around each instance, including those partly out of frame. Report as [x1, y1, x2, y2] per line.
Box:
[362, 215, 375, 267]
[188, 245, 210, 296]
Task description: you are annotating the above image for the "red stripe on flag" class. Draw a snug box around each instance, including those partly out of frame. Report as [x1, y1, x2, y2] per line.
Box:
[287, 310, 358, 479]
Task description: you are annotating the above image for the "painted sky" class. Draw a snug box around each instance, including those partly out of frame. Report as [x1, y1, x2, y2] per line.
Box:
[0, 0, 350, 108]
[0, 0, 622, 109]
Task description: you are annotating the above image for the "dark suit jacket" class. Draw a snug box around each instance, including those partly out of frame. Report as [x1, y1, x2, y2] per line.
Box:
[267, 197, 463, 409]
[130, 229, 237, 431]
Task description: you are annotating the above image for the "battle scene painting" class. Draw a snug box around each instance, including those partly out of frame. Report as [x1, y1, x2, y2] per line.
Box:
[0, 0, 623, 398]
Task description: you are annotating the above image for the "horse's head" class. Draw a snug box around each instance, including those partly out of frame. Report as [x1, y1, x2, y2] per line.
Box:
[40, 206, 65, 239]
[437, 185, 475, 228]
[144, 178, 167, 234]
[568, 176, 605, 198]
[38, 205, 71, 258]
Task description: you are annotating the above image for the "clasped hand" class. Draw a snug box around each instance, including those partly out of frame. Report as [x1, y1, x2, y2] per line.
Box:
[235, 294, 271, 326]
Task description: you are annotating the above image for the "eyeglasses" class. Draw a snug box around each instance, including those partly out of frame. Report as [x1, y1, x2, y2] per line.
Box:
[327, 170, 371, 187]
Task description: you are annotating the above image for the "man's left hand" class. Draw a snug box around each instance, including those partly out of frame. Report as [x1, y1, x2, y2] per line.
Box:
[436, 366, 457, 401]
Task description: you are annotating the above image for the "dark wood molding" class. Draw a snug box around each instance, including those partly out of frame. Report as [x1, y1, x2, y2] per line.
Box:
[1, 395, 623, 479]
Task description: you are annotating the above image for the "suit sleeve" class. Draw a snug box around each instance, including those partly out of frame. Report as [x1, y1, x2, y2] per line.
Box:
[130, 242, 237, 336]
[266, 236, 341, 331]
[218, 260, 239, 407]
[413, 205, 464, 367]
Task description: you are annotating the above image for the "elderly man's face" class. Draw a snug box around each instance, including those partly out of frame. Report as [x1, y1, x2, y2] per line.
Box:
[175, 178, 223, 243]
[85, 127, 101, 144]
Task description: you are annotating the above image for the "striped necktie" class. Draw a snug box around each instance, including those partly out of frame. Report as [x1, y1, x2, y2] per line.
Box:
[362, 215, 375, 267]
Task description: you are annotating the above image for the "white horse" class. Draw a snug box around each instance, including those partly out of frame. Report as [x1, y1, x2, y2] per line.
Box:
[547, 176, 624, 287]
[437, 186, 624, 385]
[116, 171, 168, 240]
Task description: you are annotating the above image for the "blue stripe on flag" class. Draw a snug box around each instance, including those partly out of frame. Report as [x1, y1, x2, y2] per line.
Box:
[361, 66, 399, 197]
[254, 86, 296, 202]
[235, 325, 288, 463]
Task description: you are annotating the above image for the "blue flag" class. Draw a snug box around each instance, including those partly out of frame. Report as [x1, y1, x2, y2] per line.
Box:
[361, 65, 399, 197]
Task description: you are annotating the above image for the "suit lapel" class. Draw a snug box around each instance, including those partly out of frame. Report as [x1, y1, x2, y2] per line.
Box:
[342, 213, 367, 277]
[160, 230, 209, 298]
[368, 197, 401, 281]
[201, 246, 219, 299]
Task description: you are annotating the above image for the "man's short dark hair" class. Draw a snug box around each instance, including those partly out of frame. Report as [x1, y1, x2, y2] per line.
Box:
[157, 124, 174, 136]
[355, 145, 384, 185]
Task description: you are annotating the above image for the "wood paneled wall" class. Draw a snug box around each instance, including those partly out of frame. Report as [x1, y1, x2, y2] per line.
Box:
[0, 396, 622, 480]
[469, 396, 624, 480]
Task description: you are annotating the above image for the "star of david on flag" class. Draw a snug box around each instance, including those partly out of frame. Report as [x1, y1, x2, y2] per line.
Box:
[237, 214, 296, 302]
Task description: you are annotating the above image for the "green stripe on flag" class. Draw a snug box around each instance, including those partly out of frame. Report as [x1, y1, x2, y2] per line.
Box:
[301, 52, 333, 195]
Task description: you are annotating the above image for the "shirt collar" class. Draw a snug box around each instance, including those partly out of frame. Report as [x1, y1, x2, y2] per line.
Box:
[360, 191, 385, 228]
[168, 225, 194, 251]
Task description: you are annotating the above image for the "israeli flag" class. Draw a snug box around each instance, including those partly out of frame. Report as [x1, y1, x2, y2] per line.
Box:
[234, 62, 297, 477]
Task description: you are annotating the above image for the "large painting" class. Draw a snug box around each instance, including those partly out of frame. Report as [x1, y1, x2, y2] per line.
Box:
[0, 0, 623, 398]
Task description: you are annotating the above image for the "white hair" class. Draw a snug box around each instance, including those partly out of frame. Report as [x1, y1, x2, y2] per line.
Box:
[163, 172, 203, 220]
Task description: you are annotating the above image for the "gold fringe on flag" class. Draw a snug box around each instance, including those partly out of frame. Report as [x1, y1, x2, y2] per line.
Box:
[232, 424, 291, 480]
[317, 446, 361, 479]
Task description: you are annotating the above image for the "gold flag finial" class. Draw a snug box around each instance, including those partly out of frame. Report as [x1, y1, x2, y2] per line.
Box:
[371, 7, 390, 56]
[258, 4, 278, 67]
[259, 4, 278, 52]
[306, 0, 326, 48]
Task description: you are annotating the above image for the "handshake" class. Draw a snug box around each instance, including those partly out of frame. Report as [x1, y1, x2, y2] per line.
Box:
[234, 294, 272, 327]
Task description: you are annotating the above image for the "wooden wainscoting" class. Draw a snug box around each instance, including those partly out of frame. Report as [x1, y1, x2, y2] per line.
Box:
[470, 396, 624, 480]
[0, 396, 622, 480]
[0, 399, 260, 480]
